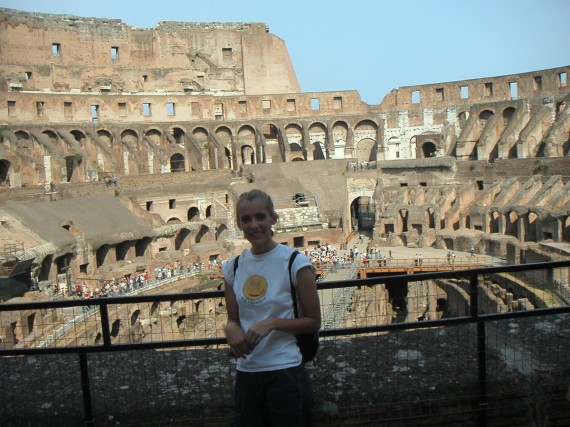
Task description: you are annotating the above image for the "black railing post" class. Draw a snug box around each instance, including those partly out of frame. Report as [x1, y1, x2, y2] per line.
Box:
[99, 303, 112, 347]
[470, 273, 488, 427]
[79, 353, 95, 426]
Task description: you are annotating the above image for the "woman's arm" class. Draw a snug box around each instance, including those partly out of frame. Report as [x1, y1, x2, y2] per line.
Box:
[244, 266, 320, 346]
[223, 280, 251, 357]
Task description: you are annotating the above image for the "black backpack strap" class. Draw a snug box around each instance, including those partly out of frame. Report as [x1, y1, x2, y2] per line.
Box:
[233, 255, 239, 276]
[288, 250, 300, 318]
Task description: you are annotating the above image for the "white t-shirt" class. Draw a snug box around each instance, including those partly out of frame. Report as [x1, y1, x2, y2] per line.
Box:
[222, 244, 315, 372]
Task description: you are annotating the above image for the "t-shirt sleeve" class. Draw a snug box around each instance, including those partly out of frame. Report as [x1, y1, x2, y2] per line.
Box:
[291, 252, 316, 287]
[222, 256, 238, 287]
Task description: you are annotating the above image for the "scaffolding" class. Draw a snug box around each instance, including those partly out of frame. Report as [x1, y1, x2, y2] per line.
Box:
[0, 243, 25, 277]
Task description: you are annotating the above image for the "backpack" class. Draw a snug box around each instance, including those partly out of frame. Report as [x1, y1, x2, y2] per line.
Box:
[233, 250, 319, 364]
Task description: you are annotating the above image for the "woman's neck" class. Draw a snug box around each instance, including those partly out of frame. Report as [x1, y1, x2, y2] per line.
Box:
[250, 240, 278, 255]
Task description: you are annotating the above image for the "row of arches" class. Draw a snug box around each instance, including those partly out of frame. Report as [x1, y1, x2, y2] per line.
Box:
[1, 118, 380, 187]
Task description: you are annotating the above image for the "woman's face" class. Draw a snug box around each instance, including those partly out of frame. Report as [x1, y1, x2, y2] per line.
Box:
[236, 198, 277, 248]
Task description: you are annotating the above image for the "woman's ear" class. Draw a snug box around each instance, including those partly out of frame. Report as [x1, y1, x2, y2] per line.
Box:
[271, 215, 278, 225]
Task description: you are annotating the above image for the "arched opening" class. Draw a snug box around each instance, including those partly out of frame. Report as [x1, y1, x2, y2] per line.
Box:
[312, 141, 326, 160]
[170, 153, 185, 172]
[188, 207, 200, 221]
[0, 159, 11, 186]
[96, 244, 111, 268]
[422, 142, 437, 158]
[350, 196, 375, 232]
[64, 154, 81, 182]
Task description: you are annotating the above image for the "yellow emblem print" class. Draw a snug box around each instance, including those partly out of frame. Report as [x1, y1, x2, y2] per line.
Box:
[242, 275, 268, 301]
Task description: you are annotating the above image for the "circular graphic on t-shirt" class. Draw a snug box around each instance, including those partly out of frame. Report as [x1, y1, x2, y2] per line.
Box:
[242, 275, 268, 300]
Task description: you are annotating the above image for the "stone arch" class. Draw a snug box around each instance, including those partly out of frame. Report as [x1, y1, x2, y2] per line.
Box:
[332, 120, 349, 159]
[347, 183, 376, 232]
[506, 211, 518, 238]
[145, 128, 163, 147]
[64, 154, 83, 183]
[42, 129, 62, 151]
[502, 107, 516, 125]
[191, 126, 210, 171]
[421, 141, 437, 158]
[167, 217, 182, 224]
[216, 223, 228, 240]
[174, 228, 192, 251]
[97, 129, 114, 148]
[188, 206, 200, 221]
[457, 110, 470, 134]
[214, 126, 233, 169]
[70, 129, 88, 150]
[0, 159, 11, 186]
[238, 125, 257, 165]
[354, 120, 378, 162]
[387, 136, 402, 159]
[195, 224, 210, 243]
[312, 141, 326, 160]
[170, 153, 185, 172]
[285, 123, 303, 161]
[308, 122, 328, 159]
[120, 129, 140, 175]
[170, 127, 187, 147]
[355, 138, 376, 163]
[96, 244, 112, 268]
[130, 309, 141, 326]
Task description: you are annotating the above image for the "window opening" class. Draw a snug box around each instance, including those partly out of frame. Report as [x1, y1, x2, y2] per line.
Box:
[142, 75, 148, 82]
[484, 82, 493, 96]
[91, 105, 99, 124]
[222, 47, 232, 61]
[52, 43, 61, 57]
[559, 72, 567, 87]
[310, 98, 320, 110]
[24, 71, 32, 80]
[238, 100, 247, 113]
[533, 76, 543, 91]
[411, 90, 420, 104]
[435, 88, 444, 101]
[460, 85, 469, 99]
[146, 201, 153, 211]
[36, 101, 44, 117]
[64, 102, 73, 118]
[287, 98, 296, 112]
[7, 101, 16, 117]
[118, 102, 127, 117]
[262, 100, 271, 110]
[333, 96, 343, 109]
[509, 82, 518, 99]
[111, 46, 119, 60]
[143, 103, 151, 117]
[214, 103, 223, 119]
[166, 102, 176, 116]
[169, 199, 176, 209]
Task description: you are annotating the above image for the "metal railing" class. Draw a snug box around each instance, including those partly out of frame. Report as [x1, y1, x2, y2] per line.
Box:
[1, 260, 569, 426]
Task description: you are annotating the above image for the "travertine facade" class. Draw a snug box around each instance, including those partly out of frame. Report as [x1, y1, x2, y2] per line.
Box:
[0, 8, 569, 288]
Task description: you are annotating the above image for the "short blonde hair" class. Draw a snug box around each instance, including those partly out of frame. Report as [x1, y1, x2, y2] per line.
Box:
[236, 189, 278, 219]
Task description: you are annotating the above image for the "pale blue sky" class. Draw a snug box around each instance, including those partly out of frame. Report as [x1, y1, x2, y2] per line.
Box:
[2, 0, 569, 104]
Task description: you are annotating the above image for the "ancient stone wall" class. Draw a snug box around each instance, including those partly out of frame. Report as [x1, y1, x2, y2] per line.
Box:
[0, 8, 297, 96]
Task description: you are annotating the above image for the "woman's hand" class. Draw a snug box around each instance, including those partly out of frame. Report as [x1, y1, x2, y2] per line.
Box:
[245, 318, 276, 348]
[225, 321, 251, 358]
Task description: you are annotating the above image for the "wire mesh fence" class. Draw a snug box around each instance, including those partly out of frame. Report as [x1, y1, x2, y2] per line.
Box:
[1, 260, 569, 426]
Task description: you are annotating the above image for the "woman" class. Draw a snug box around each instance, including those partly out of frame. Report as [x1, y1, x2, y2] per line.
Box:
[222, 189, 321, 426]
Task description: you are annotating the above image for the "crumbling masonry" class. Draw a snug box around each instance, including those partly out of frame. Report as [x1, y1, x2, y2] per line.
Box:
[0, 8, 569, 289]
